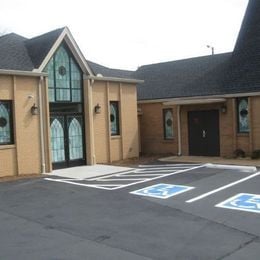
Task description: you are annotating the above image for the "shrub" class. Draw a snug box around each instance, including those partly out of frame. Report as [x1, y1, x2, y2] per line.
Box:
[251, 150, 260, 160]
[233, 149, 246, 158]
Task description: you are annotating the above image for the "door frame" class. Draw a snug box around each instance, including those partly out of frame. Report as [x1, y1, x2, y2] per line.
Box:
[188, 109, 220, 156]
[50, 112, 86, 169]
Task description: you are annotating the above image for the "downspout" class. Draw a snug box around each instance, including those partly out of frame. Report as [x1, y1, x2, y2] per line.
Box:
[177, 105, 182, 156]
[39, 76, 46, 173]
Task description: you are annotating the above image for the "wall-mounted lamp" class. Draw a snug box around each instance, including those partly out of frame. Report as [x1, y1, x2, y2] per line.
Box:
[221, 104, 227, 114]
[94, 103, 101, 114]
[31, 103, 39, 115]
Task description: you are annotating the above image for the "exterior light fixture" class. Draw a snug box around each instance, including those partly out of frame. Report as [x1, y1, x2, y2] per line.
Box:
[94, 103, 101, 114]
[31, 103, 39, 115]
[207, 45, 215, 55]
[221, 104, 227, 113]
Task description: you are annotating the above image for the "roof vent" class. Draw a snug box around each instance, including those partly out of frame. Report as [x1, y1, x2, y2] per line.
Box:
[96, 73, 103, 77]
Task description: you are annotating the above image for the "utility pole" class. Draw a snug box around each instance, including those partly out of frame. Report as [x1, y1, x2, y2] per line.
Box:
[207, 45, 215, 55]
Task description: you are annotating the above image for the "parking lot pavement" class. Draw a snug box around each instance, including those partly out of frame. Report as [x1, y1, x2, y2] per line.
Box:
[0, 163, 260, 259]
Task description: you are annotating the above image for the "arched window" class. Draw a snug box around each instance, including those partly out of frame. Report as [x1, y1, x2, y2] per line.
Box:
[237, 98, 249, 133]
[163, 109, 174, 139]
[50, 118, 65, 162]
[45, 44, 82, 103]
[0, 101, 13, 145]
[110, 101, 120, 136]
[68, 117, 83, 160]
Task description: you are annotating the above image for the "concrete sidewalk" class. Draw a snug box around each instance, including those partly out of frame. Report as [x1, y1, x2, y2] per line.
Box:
[160, 156, 260, 167]
[45, 164, 134, 179]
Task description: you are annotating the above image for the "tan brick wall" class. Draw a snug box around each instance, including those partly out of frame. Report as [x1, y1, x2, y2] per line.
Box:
[0, 75, 47, 176]
[92, 81, 110, 163]
[0, 146, 17, 177]
[92, 81, 139, 163]
[251, 96, 260, 151]
[121, 84, 139, 159]
[139, 103, 178, 155]
[139, 97, 257, 158]
[15, 77, 41, 174]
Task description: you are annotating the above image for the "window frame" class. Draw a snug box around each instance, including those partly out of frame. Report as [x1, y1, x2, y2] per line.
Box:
[110, 101, 120, 136]
[163, 108, 174, 140]
[46, 43, 83, 103]
[237, 97, 250, 134]
[0, 100, 14, 145]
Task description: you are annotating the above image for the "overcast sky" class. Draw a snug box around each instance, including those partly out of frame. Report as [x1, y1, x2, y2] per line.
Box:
[0, 0, 248, 70]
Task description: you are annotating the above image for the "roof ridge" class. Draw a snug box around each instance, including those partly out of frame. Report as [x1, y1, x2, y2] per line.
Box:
[0, 32, 27, 41]
[139, 52, 232, 69]
[27, 27, 65, 42]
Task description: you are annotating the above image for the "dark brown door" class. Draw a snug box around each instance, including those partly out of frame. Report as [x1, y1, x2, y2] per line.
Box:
[188, 110, 220, 156]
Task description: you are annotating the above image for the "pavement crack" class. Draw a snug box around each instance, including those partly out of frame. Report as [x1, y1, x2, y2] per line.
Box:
[217, 236, 259, 260]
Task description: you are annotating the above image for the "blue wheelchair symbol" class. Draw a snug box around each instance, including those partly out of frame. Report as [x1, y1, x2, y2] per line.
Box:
[216, 193, 260, 213]
[130, 183, 194, 199]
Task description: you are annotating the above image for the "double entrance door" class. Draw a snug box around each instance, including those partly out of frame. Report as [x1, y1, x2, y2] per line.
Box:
[188, 110, 220, 156]
[50, 113, 85, 169]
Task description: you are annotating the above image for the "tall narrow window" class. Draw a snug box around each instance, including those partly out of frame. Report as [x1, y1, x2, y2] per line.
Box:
[110, 101, 120, 136]
[237, 98, 249, 133]
[0, 101, 13, 145]
[163, 108, 174, 139]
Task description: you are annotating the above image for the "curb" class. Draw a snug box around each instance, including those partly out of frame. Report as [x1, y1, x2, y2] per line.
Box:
[204, 163, 257, 172]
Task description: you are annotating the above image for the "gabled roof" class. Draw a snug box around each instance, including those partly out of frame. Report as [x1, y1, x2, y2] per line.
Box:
[0, 33, 33, 71]
[222, 0, 260, 94]
[0, 27, 93, 75]
[136, 0, 260, 101]
[25, 28, 64, 69]
[87, 60, 134, 79]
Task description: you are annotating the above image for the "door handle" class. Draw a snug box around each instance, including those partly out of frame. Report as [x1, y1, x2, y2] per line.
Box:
[202, 130, 206, 138]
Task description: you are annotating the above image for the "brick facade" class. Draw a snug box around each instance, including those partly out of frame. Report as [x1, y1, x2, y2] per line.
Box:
[139, 96, 260, 158]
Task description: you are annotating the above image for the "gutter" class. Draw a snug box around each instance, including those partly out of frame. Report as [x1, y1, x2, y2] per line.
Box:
[85, 75, 144, 84]
[39, 76, 46, 174]
[0, 69, 47, 77]
[138, 91, 260, 104]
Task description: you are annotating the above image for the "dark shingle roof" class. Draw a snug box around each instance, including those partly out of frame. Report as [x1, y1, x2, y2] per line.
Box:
[134, 53, 232, 100]
[136, 0, 260, 101]
[222, 0, 260, 94]
[0, 28, 64, 71]
[87, 60, 134, 79]
[25, 27, 64, 69]
[0, 33, 34, 71]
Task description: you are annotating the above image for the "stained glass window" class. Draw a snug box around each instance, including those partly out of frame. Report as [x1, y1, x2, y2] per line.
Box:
[45, 44, 82, 103]
[68, 116, 83, 160]
[237, 98, 249, 133]
[110, 101, 120, 136]
[0, 101, 13, 145]
[163, 109, 174, 139]
[50, 117, 65, 162]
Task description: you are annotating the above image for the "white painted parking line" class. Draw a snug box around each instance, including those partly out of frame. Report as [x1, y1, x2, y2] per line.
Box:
[186, 171, 260, 203]
[45, 164, 204, 190]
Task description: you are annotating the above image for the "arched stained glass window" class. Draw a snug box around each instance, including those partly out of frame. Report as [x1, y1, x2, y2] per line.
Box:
[110, 101, 120, 136]
[237, 98, 249, 133]
[163, 109, 174, 139]
[50, 118, 65, 162]
[68, 116, 83, 160]
[0, 101, 13, 145]
[45, 44, 82, 103]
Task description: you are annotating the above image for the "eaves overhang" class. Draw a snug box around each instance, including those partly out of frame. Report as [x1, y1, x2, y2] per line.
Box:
[85, 75, 144, 84]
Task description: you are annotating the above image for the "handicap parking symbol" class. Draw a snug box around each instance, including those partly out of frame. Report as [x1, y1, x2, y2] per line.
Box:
[130, 183, 194, 199]
[216, 193, 260, 214]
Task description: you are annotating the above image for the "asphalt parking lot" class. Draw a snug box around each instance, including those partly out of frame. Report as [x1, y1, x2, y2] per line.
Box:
[0, 163, 260, 260]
